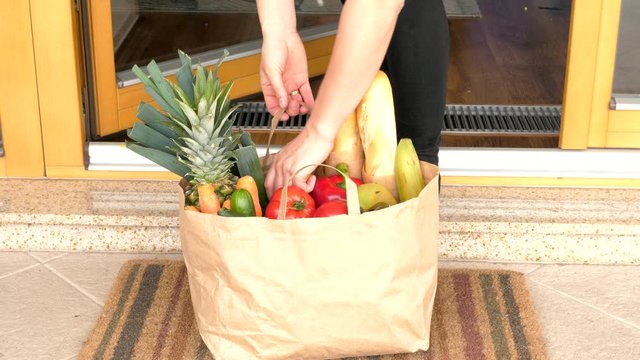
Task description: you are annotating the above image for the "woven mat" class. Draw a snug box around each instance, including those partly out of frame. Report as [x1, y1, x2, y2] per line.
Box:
[79, 260, 546, 359]
[130, 0, 482, 18]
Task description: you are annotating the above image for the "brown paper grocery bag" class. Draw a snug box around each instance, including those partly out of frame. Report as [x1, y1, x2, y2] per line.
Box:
[179, 162, 439, 360]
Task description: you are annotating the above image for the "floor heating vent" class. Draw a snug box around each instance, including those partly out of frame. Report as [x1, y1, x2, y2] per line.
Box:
[233, 102, 562, 134]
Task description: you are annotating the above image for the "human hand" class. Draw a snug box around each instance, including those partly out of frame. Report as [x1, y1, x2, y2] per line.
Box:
[264, 127, 334, 198]
[260, 33, 315, 121]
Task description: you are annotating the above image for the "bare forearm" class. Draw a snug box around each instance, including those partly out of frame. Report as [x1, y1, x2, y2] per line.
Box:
[307, 0, 404, 143]
[256, 0, 297, 38]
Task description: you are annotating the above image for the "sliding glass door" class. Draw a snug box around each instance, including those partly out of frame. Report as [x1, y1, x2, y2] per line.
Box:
[86, 0, 340, 139]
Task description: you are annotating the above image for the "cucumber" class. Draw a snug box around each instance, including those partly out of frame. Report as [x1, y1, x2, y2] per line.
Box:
[230, 189, 256, 217]
[217, 208, 244, 217]
[233, 144, 269, 210]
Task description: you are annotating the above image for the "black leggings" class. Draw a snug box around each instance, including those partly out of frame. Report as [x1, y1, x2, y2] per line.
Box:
[342, 0, 449, 165]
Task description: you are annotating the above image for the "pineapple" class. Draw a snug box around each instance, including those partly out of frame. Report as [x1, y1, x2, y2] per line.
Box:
[127, 50, 240, 213]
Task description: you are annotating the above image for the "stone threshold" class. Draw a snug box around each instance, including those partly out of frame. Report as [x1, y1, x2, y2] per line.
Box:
[0, 178, 638, 264]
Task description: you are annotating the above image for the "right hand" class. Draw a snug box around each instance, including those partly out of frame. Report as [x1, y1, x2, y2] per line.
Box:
[264, 126, 334, 198]
[260, 32, 315, 121]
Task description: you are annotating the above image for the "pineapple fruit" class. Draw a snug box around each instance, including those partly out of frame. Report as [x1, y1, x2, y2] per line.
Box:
[127, 50, 239, 213]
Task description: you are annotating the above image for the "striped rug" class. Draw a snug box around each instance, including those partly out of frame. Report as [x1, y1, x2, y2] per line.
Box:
[80, 260, 547, 359]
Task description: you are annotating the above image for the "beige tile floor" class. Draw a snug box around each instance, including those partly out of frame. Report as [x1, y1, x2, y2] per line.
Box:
[0, 251, 638, 360]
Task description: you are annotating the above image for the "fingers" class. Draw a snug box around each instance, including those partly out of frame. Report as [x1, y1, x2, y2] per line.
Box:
[264, 155, 292, 198]
[264, 165, 277, 198]
[264, 155, 317, 197]
[260, 68, 290, 121]
[298, 82, 315, 114]
[284, 84, 313, 118]
[289, 166, 317, 194]
[268, 71, 288, 110]
[286, 90, 302, 119]
[297, 174, 316, 193]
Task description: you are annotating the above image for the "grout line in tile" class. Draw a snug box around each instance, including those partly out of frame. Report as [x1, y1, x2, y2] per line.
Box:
[28, 252, 69, 264]
[529, 278, 640, 331]
[523, 264, 543, 275]
[0, 263, 41, 280]
[43, 263, 105, 308]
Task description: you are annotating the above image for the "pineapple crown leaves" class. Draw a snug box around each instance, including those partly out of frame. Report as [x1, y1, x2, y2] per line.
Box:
[126, 50, 240, 181]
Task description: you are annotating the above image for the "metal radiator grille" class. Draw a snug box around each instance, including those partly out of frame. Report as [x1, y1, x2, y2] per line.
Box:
[233, 102, 562, 134]
[444, 105, 561, 134]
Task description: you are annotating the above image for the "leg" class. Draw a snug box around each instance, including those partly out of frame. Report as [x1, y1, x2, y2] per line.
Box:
[382, 0, 449, 165]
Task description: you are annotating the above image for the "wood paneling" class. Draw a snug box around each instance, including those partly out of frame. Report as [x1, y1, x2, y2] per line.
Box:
[606, 110, 640, 149]
[607, 111, 640, 133]
[559, 0, 603, 149]
[89, 0, 121, 136]
[30, 0, 86, 169]
[588, 0, 622, 147]
[0, 0, 45, 176]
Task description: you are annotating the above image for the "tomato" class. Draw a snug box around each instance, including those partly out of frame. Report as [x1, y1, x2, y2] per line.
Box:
[313, 200, 348, 218]
[265, 186, 316, 219]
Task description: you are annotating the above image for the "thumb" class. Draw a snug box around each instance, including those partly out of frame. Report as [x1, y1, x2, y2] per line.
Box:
[305, 174, 317, 193]
[292, 173, 316, 194]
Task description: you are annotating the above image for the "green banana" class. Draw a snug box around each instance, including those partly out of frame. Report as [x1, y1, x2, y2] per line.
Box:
[357, 183, 398, 212]
[395, 138, 426, 202]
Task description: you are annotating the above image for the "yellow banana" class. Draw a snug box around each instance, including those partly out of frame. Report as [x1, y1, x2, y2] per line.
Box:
[395, 138, 425, 202]
[357, 183, 398, 212]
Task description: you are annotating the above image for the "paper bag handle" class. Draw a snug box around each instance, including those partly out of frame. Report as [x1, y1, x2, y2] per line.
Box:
[264, 108, 285, 163]
[277, 164, 361, 219]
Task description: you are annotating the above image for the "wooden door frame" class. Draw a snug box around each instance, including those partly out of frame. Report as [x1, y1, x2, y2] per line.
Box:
[0, 0, 46, 177]
[560, 0, 640, 149]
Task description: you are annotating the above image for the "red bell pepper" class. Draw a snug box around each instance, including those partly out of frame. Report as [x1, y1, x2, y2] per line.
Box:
[311, 163, 363, 207]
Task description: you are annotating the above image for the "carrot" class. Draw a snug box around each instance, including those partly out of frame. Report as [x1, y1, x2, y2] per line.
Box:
[222, 199, 231, 209]
[184, 205, 200, 212]
[197, 183, 220, 214]
[236, 176, 262, 217]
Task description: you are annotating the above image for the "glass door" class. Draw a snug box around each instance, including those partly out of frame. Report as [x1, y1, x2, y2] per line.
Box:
[442, 0, 572, 149]
[85, 0, 340, 139]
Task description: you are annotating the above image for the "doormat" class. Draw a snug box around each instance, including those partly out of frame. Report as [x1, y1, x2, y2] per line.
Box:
[79, 260, 546, 359]
[130, 0, 482, 18]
